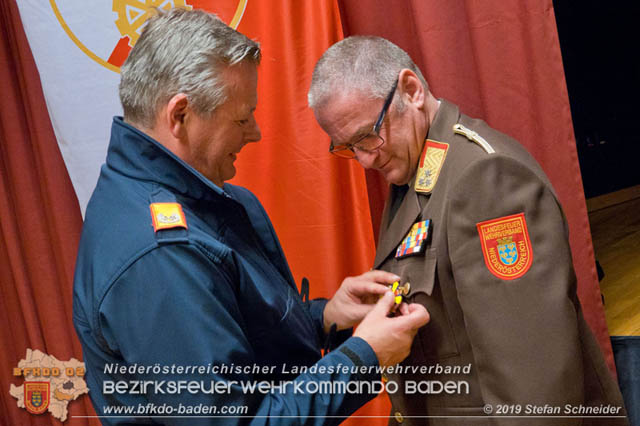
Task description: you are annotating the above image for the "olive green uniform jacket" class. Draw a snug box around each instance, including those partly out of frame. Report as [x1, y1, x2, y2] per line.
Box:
[377, 100, 628, 426]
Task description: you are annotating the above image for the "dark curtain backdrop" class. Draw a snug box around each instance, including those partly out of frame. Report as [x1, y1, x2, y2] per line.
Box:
[338, 0, 616, 373]
[0, 1, 97, 424]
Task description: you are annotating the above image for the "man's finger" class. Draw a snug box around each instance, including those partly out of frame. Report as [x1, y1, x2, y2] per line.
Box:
[370, 291, 395, 318]
[362, 270, 401, 284]
[398, 302, 410, 316]
[393, 303, 430, 329]
[349, 281, 390, 297]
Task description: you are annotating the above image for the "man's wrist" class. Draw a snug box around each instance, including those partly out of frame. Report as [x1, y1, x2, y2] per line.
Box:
[322, 299, 336, 333]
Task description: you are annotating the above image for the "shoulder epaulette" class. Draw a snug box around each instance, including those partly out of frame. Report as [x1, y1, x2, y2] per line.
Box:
[150, 203, 188, 232]
[148, 188, 189, 244]
[453, 123, 495, 154]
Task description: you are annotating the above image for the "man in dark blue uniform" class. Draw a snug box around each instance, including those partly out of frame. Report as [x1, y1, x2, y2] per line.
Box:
[73, 9, 429, 425]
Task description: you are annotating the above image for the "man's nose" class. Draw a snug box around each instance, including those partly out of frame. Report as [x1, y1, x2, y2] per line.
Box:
[354, 149, 379, 169]
[245, 116, 261, 143]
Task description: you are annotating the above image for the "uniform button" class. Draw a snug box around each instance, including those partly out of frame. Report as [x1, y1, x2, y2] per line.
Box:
[381, 373, 388, 382]
[401, 282, 411, 295]
[394, 411, 404, 423]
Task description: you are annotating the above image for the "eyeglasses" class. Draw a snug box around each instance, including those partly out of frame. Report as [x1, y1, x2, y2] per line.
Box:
[329, 78, 398, 159]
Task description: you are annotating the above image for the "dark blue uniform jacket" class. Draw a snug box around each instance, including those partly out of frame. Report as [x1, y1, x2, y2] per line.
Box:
[73, 118, 379, 425]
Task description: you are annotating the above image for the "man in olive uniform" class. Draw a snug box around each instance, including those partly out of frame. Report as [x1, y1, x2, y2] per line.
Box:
[308, 36, 628, 425]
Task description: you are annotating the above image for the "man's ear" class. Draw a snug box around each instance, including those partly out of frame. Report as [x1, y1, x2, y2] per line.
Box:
[165, 93, 189, 139]
[398, 69, 425, 109]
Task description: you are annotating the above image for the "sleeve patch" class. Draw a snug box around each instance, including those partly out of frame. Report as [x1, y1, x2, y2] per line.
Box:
[476, 213, 533, 280]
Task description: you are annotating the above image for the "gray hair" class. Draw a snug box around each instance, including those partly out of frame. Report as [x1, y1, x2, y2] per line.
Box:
[308, 36, 427, 110]
[119, 8, 261, 128]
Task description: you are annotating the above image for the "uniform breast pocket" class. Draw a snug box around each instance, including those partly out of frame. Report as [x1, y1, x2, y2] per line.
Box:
[395, 248, 459, 361]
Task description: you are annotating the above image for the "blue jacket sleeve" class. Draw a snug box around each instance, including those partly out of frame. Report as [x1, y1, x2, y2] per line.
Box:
[98, 243, 379, 425]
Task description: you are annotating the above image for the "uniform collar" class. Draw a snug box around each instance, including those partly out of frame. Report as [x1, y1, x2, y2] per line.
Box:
[426, 99, 460, 142]
[106, 117, 229, 201]
[400, 99, 460, 192]
[373, 99, 461, 267]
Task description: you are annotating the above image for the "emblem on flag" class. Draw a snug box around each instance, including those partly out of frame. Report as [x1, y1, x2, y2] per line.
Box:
[150, 202, 188, 231]
[395, 219, 431, 259]
[476, 213, 533, 280]
[24, 382, 50, 415]
[415, 140, 448, 193]
[51, 0, 247, 72]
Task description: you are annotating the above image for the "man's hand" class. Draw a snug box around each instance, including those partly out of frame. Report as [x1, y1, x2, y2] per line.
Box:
[354, 292, 430, 367]
[323, 270, 400, 333]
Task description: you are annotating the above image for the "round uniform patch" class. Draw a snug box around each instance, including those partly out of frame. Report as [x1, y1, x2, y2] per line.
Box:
[476, 213, 533, 280]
